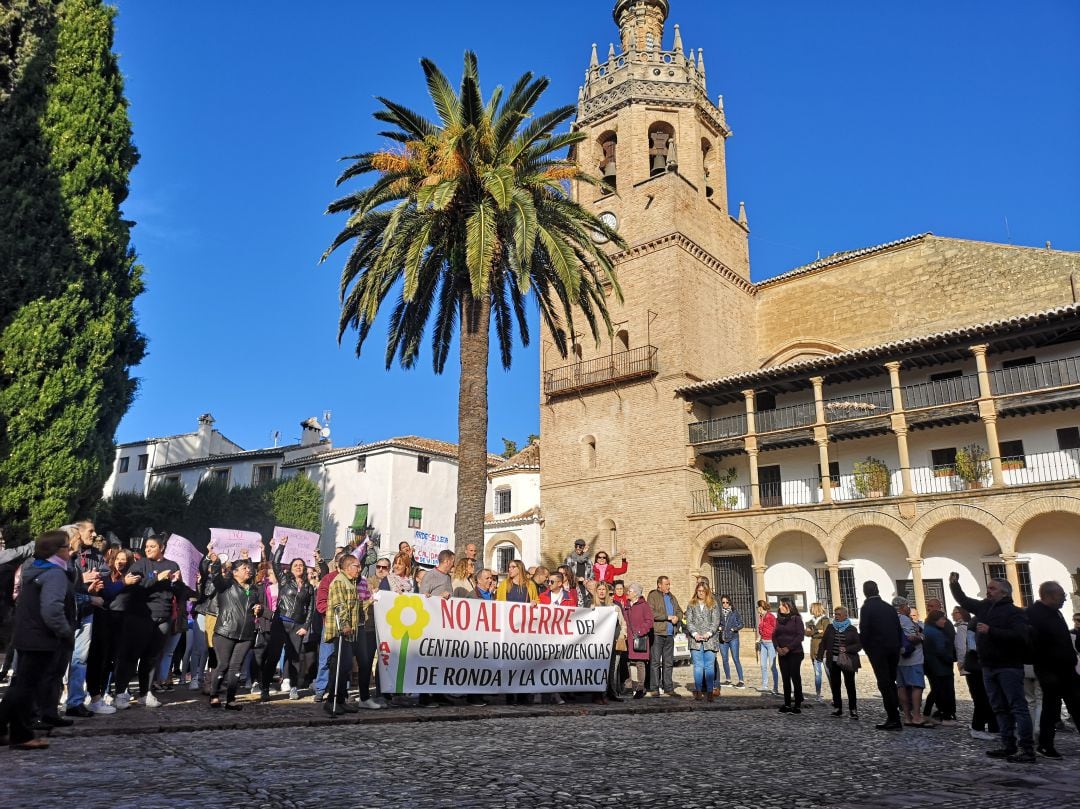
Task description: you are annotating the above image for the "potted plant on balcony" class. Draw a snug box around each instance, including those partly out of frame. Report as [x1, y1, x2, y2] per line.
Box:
[853, 457, 890, 498]
[703, 466, 739, 511]
[955, 443, 990, 489]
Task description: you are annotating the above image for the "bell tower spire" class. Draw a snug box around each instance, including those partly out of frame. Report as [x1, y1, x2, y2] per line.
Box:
[614, 0, 669, 53]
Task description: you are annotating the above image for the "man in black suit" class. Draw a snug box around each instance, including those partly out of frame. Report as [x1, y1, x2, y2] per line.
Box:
[859, 580, 903, 730]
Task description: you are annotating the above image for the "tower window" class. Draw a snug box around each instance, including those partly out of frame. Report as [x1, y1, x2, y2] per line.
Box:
[616, 329, 629, 352]
[648, 122, 676, 176]
[598, 132, 617, 191]
[645, 32, 655, 50]
[582, 435, 597, 469]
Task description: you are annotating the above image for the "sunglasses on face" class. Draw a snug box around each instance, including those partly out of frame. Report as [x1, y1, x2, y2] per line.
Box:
[376, 565, 389, 570]
[547, 579, 559, 585]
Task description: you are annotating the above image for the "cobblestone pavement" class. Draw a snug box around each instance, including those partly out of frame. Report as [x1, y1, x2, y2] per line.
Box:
[3, 683, 1079, 808]
[4, 663, 1078, 809]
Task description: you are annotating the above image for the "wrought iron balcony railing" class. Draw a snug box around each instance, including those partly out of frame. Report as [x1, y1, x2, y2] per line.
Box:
[543, 345, 658, 396]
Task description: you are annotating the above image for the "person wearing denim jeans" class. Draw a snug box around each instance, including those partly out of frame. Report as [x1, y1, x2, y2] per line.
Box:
[717, 595, 745, 687]
[806, 602, 829, 700]
[686, 581, 722, 701]
[64, 614, 94, 714]
[950, 572, 1035, 763]
[184, 611, 208, 689]
[757, 600, 779, 693]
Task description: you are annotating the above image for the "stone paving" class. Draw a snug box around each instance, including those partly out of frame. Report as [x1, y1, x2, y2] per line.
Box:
[2, 663, 1079, 809]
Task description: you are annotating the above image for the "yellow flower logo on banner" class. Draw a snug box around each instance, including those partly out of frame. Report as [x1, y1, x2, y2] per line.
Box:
[385, 593, 431, 692]
[386, 594, 430, 640]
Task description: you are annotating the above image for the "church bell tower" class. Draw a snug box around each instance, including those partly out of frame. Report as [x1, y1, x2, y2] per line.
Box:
[539, 1, 755, 590]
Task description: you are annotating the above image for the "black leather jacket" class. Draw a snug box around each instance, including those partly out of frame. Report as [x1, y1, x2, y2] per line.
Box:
[210, 563, 264, 642]
[194, 556, 218, 617]
[271, 545, 314, 630]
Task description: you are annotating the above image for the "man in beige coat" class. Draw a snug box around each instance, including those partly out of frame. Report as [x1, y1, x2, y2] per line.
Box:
[647, 576, 683, 696]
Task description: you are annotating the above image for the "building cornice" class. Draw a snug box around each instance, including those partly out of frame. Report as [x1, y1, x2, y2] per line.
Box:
[611, 231, 754, 294]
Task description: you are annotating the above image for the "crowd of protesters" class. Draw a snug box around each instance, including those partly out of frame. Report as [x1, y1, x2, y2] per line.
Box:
[0, 525, 1078, 763]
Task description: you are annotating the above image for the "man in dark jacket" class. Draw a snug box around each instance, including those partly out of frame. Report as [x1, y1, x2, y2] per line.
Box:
[0, 531, 75, 750]
[0, 535, 35, 683]
[950, 571, 1034, 763]
[1027, 581, 1080, 759]
[858, 580, 903, 730]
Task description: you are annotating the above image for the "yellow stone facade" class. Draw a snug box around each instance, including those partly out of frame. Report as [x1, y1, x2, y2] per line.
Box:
[539, 1, 1080, 614]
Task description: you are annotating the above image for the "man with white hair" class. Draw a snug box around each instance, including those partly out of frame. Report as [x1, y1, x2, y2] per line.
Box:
[950, 572, 1035, 763]
[63, 521, 105, 717]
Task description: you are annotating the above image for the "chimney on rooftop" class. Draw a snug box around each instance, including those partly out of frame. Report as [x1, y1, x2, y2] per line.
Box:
[197, 413, 215, 457]
[300, 417, 323, 447]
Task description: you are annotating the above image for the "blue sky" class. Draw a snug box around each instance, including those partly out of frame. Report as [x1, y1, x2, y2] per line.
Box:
[110, 0, 1080, 453]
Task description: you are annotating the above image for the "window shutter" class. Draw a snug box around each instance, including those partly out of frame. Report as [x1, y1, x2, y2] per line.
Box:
[351, 504, 368, 529]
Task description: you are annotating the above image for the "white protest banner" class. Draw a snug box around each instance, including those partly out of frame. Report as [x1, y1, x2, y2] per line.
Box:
[374, 594, 617, 694]
[410, 529, 450, 566]
[163, 533, 201, 588]
[270, 526, 320, 566]
[208, 527, 263, 562]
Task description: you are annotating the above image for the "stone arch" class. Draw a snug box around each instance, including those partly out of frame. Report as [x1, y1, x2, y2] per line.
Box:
[580, 434, 597, 469]
[689, 521, 756, 569]
[1003, 495, 1080, 544]
[647, 120, 676, 175]
[911, 504, 1008, 557]
[485, 530, 522, 572]
[596, 129, 618, 189]
[759, 338, 849, 369]
[757, 517, 829, 563]
[832, 510, 913, 561]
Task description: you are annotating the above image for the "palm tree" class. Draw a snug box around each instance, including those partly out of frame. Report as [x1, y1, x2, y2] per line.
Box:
[323, 52, 625, 556]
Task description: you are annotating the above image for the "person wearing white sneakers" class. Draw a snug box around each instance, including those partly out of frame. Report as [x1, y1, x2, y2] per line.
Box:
[86, 548, 139, 715]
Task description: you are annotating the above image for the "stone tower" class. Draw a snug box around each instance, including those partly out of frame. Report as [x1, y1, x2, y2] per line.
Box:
[539, 0, 756, 588]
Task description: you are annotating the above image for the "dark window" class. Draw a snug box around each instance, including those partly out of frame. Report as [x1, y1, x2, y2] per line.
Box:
[816, 461, 841, 487]
[417, 455, 431, 473]
[984, 563, 1033, 607]
[711, 555, 755, 627]
[357, 455, 367, 472]
[253, 465, 275, 485]
[495, 489, 512, 515]
[137, 454, 149, 471]
[212, 468, 230, 486]
[838, 569, 858, 619]
[998, 439, 1026, 470]
[931, 447, 957, 474]
[756, 392, 777, 411]
[118, 456, 130, 473]
[929, 369, 963, 382]
[759, 465, 782, 507]
[165, 475, 180, 485]
[496, 546, 515, 575]
[1057, 427, 1080, 451]
[894, 578, 945, 608]
[408, 507, 422, 529]
[1001, 356, 1036, 369]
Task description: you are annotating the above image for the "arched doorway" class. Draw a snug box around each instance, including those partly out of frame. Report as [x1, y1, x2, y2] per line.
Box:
[838, 525, 910, 609]
[920, 519, 1002, 612]
[702, 534, 755, 631]
[1015, 512, 1080, 612]
[764, 531, 828, 615]
[486, 530, 523, 575]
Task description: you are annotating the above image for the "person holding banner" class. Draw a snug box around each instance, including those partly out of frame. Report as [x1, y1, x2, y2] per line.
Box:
[595, 581, 626, 704]
[207, 555, 264, 710]
[263, 539, 315, 701]
[685, 581, 722, 702]
[495, 560, 538, 604]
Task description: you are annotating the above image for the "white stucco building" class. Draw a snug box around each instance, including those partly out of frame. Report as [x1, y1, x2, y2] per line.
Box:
[484, 442, 542, 574]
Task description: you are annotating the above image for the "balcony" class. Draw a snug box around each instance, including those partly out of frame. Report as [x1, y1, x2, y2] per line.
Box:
[756, 402, 816, 433]
[689, 413, 747, 444]
[544, 345, 658, 397]
[690, 485, 752, 514]
[901, 373, 980, 409]
[823, 389, 894, 422]
[990, 355, 1080, 396]
[1000, 447, 1080, 485]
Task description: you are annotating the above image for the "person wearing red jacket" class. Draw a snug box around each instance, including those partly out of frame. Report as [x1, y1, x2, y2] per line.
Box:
[538, 572, 576, 607]
[592, 551, 628, 585]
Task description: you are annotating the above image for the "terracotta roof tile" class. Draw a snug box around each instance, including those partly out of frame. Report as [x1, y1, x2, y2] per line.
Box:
[489, 442, 540, 475]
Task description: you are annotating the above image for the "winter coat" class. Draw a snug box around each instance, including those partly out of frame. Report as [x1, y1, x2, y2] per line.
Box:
[625, 597, 654, 661]
[495, 578, 538, 603]
[950, 581, 1029, 669]
[719, 607, 743, 643]
[685, 601, 722, 652]
[13, 559, 75, 651]
[592, 559, 628, 584]
[817, 624, 862, 671]
[773, 613, 805, 657]
[805, 614, 829, 657]
[1027, 600, 1078, 674]
[129, 556, 191, 622]
[270, 552, 315, 632]
[211, 565, 265, 642]
[539, 588, 576, 607]
[564, 551, 591, 582]
[647, 589, 683, 636]
[922, 623, 953, 677]
[859, 595, 902, 658]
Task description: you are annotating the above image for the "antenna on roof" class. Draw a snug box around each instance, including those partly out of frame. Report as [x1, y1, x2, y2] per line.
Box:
[271, 430, 280, 448]
[1004, 215, 1012, 244]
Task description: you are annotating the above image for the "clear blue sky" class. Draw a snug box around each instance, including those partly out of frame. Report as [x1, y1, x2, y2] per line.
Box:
[110, 0, 1080, 453]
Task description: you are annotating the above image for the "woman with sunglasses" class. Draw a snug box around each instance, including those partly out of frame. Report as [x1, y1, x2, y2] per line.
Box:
[592, 551, 628, 585]
[717, 594, 745, 688]
[685, 580, 722, 701]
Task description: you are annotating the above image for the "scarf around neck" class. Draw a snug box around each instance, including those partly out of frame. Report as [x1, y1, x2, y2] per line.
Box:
[832, 618, 852, 633]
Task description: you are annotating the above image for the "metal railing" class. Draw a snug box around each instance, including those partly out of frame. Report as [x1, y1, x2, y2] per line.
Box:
[823, 389, 893, 423]
[989, 356, 1080, 396]
[830, 468, 902, 502]
[1001, 448, 1080, 485]
[755, 402, 816, 433]
[761, 477, 824, 507]
[901, 374, 981, 410]
[910, 463, 990, 494]
[689, 413, 748, 444]
[690, 485, 752, 514]
[543, 345, 657, 395]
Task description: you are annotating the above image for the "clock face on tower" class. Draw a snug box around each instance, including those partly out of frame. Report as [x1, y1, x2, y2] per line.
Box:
[593, 211, 618, 243]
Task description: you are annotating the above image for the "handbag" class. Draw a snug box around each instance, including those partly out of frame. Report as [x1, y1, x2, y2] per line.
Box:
[836, 649, 856, 672]
[632, 634, 648, 653]
[963, 649, 980, 672]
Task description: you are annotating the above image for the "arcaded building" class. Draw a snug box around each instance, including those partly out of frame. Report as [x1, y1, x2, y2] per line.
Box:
[539, 0, 1080, 623]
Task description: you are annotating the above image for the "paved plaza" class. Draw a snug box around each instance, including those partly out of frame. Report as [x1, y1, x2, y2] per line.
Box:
[3, 664, 1078, 809]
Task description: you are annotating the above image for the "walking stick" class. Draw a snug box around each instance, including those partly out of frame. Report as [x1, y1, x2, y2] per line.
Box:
[331, 604, 345, 718]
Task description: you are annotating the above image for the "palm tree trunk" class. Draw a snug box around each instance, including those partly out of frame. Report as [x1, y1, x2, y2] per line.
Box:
[454, 292, 490, 558]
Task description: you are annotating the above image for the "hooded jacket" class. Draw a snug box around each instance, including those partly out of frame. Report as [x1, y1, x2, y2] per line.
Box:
[13, 559, 75, 651]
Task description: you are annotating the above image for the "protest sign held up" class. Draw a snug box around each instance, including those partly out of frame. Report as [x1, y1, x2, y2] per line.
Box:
[270, 526, 320, 566]
[163, 533, 201, 588]
[208, 527, 263, 562]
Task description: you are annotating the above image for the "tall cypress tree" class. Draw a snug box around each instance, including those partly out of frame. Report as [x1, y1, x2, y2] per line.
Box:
[0, 0, 145, 535]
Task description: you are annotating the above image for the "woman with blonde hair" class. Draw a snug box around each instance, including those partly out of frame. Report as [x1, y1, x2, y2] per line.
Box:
[379, 552, 416, 594]
[495, 560, 538, 603]
[685, 580, 722, 701]
[451, 557, 476, 598]
[806, 601, 829, 701]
